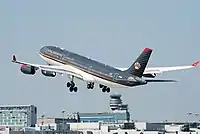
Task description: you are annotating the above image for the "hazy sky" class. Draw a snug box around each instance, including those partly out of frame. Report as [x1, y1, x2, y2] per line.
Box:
[1, 0, 200, 122]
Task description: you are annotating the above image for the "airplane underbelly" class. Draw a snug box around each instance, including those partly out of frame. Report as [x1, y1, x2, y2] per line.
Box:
[71, 67, 128, 88]
[85, 73, 127, 88]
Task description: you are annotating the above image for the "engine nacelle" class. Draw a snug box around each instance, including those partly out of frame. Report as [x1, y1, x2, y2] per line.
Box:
[20, 64, 36, 75]
[143, 73, 156, 78]
[41, 70, 56, 77]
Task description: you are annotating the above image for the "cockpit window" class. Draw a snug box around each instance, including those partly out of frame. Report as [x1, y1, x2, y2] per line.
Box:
[40, 46, 49, 53]
[41, 46, 64, 59]
[47, 46, 64, 54]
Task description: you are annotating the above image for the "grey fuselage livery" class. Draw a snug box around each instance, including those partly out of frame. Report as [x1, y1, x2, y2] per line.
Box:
[39, 46, 149, 87]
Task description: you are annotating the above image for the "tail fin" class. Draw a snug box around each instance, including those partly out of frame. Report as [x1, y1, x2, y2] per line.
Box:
[124, 48, 152, 77]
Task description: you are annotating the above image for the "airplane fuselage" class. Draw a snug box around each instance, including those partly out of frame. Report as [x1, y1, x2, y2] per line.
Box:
[39, 46, 147, 88]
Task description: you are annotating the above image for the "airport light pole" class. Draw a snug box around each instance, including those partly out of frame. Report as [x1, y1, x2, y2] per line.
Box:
[62, 110, 65, 134]
[187, 112, 200, 130]
[194, 113, 199, 127]
[187, 112, 192, 131]
[76, 112, 79, 134]
[41, 114, 45, 134]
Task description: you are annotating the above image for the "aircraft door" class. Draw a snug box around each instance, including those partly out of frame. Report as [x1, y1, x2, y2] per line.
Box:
[113, 73, 119, 81]
[88, 66, 93, 71]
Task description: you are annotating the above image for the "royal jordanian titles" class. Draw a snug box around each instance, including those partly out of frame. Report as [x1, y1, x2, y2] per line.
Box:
[12, 46, 199, 93]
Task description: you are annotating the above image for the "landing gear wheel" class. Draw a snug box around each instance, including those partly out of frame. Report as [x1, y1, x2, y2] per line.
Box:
[69, 86, 78, 92]
[87, 82, 94, 89]
[106, 87, 110, 93]
[87, 84, 91, 89]
[74, 87, 78, 92]
[67, 82, 71, 87]
[69, 87, 74, 92]
[102, 88, 106, 92]
[99, 84, 103, 88]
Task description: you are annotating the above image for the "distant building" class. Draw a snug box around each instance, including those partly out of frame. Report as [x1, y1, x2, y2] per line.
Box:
[0, 105, 37, 129]
[79, 112, 129, 123]
[79, 93, 130, 123]
[37, 117, 78, 131]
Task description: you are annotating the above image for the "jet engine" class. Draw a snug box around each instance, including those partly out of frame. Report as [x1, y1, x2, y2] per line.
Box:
[41, 70, 56, 77]
[143, 73, 157, 78]
[20, 64, 36, 75]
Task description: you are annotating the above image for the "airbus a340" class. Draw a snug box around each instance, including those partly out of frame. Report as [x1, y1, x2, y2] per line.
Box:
[12, 46, 199, 93]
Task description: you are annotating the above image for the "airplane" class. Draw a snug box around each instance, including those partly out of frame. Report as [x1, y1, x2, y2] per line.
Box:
[12, 46, 199, 93]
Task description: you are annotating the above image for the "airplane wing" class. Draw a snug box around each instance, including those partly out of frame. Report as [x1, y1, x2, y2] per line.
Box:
[12, 55, 85, 80]
[117, 61, 199, 78]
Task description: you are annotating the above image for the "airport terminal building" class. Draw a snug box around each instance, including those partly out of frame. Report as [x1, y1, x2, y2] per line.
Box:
[79, 111, 129, 123]
[79, 94, 130, 123]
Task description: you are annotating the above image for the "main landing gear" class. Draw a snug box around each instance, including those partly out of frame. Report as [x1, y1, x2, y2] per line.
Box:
[99, 84, 110, 93]
[67, 81, 78, 92]
[87, 82, 94, 89]
[67, 75, 78, 92]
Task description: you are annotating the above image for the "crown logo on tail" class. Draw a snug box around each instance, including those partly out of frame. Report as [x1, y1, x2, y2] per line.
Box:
[134, 62, 141, 70]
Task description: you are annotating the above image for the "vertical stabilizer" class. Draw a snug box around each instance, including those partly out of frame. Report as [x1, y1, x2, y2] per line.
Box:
[124, 48, 152, 77]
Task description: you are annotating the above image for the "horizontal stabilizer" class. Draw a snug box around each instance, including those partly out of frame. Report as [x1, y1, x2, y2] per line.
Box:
[192, 61, 200, 67]
[145, 79, 177, 82]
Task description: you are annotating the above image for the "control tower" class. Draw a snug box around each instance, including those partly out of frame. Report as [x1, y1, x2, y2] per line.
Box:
[109, 93, 130, 122]
[109, 93, 128, 112]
